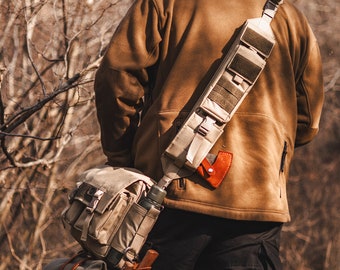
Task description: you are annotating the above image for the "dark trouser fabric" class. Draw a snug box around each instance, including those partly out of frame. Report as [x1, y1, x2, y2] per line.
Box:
[141, 208, 283, 270]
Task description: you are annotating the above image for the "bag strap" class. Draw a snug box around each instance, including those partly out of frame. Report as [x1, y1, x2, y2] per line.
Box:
[158, 0, 283, 189]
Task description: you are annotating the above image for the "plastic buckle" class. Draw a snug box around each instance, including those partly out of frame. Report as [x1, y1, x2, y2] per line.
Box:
[86, 188, 104, 213]
[197, 116, 216, 136]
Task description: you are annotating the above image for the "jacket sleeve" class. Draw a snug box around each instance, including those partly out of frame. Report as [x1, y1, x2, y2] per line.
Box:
[295, 24, 324, 147]
[94, 0, 161, 166]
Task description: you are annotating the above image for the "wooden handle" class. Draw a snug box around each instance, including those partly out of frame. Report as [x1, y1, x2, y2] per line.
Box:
[137, 249, 159, 270]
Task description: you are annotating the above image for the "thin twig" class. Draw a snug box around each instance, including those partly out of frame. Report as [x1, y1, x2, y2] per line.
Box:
[10, 131, 73, 168]
[0, 131, 60, 141]
[24, 3, 47, 96]
[0, 66, 6, 126]
[325, 68, 340, 92]
[0, 73, 81, 136]
[3, 222, 32, 270]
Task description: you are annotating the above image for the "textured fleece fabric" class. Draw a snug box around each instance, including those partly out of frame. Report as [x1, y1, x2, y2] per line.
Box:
[94, 0, 324, 222]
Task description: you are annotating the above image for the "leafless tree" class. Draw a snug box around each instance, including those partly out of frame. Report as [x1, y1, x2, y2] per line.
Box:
[0, 1, 132, 269]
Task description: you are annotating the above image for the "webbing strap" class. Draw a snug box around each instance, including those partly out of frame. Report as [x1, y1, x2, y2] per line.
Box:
[158, 0, 283, 189]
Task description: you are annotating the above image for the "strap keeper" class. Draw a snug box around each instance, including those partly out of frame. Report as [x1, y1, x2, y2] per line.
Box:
[186, 115, 216, 164]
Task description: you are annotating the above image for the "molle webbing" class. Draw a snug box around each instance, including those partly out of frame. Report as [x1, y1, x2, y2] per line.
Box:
[159, 1, 283, 188]
[203, 22, 275, 122]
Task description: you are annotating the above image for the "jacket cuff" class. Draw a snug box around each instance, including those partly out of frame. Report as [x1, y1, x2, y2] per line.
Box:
[295, 125, 319, 147]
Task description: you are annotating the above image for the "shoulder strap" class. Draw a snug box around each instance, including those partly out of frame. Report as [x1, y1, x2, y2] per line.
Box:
[158, 0, 283, 188]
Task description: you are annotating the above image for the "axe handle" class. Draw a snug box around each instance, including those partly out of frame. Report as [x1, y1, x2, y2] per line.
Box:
[136, 249, 159, 269]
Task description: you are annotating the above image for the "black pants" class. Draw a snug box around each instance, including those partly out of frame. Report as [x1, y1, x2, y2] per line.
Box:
[141, 208, 283, 270]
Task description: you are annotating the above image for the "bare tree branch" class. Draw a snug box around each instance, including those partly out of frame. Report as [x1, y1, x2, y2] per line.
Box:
[0, 73, 81, 137]
[3, 222, 32, 270]
[0, 131, 60, 141]
[24, 6, 47, 96]
[0, 66, 6, 125]
[325, 68, 340, 92]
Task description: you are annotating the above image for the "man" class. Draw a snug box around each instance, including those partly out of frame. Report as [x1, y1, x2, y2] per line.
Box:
[94, 0, 324, 269]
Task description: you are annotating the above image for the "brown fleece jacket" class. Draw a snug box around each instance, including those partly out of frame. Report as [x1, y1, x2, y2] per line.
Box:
[94, 0, 324, 222]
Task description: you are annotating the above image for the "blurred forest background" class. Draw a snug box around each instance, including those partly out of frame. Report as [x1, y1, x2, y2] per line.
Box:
[0, 0, 339, 269]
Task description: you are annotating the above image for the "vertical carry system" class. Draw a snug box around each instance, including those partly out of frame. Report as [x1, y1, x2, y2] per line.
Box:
[60, 1, 283, 269]
[159, 0, 283, 188]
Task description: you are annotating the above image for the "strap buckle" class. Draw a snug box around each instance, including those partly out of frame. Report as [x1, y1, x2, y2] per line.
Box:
[197, 115, 216, 136]
[85, 187, 104, 213]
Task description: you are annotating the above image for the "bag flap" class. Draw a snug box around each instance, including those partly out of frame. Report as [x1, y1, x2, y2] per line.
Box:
[78, 166, 155, 198]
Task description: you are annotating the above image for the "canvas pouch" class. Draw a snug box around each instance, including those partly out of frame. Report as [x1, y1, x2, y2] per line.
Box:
[61, 165, 160, 269]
